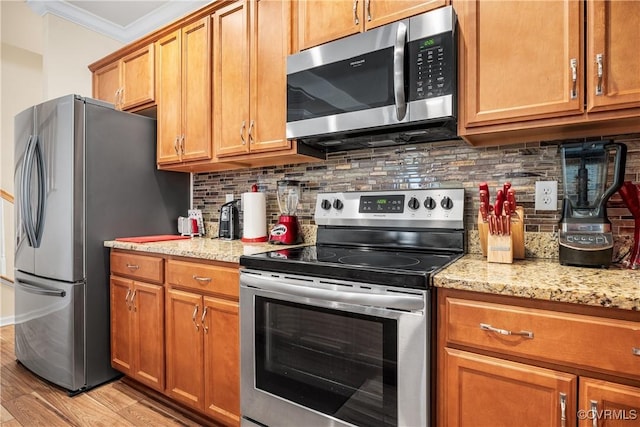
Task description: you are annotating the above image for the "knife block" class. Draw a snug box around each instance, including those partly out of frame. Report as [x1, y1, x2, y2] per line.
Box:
[478, 206, 525, 262]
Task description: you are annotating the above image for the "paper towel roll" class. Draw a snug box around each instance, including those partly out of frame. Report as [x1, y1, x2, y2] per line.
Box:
[242, 191, 268, 242]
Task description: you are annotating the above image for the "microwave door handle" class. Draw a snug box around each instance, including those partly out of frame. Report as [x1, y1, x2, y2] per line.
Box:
[393, 21, 408, 121]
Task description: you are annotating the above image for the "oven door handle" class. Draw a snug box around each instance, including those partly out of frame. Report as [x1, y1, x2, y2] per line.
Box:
[241, 273, 424, 311]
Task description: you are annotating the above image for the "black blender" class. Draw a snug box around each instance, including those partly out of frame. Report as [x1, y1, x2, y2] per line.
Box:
[558, 141, 627, 267]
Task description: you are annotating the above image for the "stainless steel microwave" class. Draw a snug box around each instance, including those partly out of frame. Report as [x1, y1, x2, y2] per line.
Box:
[286, 6, 457, 152]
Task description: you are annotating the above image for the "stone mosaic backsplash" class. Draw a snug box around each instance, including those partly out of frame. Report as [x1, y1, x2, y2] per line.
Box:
[193, 135, 640, 260]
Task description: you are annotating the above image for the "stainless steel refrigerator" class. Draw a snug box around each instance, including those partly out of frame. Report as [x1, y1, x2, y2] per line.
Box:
[14, 94, 189, 394]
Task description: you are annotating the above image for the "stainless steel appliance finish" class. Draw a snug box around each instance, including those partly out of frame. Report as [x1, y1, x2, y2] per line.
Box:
[286, 6, 457, 151]
[240, 188, 465, 426]
[14, 94, 189, 393]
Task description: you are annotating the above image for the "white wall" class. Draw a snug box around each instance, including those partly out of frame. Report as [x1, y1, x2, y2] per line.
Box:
[0, 0, 123, 325]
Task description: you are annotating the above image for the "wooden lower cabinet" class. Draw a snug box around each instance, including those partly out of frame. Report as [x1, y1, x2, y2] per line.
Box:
[579, 378, 640, 427]
[165, 288, 240, 426]
[442, 348, 576, 427]
[110, 276, 165, 391]
[110, 250, 240, 426]
[438, 289, 640, 427]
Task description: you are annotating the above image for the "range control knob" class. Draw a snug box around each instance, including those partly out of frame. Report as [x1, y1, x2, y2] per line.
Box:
[408, 197, 420, 210]
[441, 196, 454, 210]
[333, 199, 344, 210]
[320, 199, 332, 210]
[424, 196, 437, 210]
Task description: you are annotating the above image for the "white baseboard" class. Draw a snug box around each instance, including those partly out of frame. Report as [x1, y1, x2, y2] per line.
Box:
[0, 315, 15, 327]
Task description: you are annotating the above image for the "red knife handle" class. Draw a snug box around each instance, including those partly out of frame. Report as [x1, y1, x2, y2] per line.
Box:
[494, 189, 504, 216]
[507, 188, 517, 214]
[479, 182, 489, 193]
[503, 181, 511, 196]
[480, 202, 488, 222]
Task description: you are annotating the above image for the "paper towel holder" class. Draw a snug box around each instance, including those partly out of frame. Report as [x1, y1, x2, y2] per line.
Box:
[241, 184, 268, 243]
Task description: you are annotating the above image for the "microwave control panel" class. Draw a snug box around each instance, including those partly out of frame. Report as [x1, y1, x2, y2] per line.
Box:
[409, 32, 455, 101]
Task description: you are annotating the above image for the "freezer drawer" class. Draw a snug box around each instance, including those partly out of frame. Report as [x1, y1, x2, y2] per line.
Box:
[14, 271, 85, 392]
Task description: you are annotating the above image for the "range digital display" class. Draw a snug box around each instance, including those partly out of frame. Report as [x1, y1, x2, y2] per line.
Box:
[359, 195, 405, 213]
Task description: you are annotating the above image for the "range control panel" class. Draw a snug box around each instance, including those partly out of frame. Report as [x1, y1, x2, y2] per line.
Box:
[315, 189, 464, 229]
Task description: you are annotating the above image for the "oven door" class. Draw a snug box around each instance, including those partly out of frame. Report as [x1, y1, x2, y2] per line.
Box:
[240, 270, 429, 427]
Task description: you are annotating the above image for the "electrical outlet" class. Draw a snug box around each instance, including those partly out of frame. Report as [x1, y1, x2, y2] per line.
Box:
[534, 181, 558, 211]
[225, 194, 234, 203]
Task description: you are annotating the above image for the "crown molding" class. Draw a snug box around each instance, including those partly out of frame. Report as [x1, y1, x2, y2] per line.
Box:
[26, 0, 210, 43]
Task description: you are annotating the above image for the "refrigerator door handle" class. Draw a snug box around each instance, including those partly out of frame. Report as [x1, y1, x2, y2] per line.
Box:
[16, 278, 67, 298]
[20, 135, 37, 247]
[33, 136, 47, 246]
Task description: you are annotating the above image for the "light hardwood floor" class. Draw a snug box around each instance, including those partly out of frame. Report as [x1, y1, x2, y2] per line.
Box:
[0, 325, 207, 426]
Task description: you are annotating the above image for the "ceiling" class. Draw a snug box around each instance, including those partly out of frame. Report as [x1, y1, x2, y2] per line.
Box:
[26, 0, 211, 43]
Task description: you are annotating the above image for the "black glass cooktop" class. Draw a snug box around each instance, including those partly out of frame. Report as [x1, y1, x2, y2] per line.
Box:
[239, 245, 462, 289]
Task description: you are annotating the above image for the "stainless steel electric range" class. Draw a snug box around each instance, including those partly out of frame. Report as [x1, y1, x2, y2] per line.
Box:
[239, 188, 465, 427]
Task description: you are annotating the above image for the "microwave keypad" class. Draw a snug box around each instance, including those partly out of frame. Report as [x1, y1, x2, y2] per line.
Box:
[410, 33, 454, 101]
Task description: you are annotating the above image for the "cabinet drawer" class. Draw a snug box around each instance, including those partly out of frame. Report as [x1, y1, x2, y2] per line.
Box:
[441, 296, 640, 380]
[166, 259, 239, 298]
[111, 251, 164, 284]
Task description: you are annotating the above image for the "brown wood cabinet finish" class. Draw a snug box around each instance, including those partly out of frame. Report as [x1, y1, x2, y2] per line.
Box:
[109, 253, 165, 392]
[110, 251, 164, 284]
[92, 44, 155, 111]
[579, 378, 640, 427]
[443, 348, 576, 427]
[156, 17, 212, 166]
[437, 289, 640, 427]
[297, 0, 446, 50]
[457, 0, 640, 146]
[110, 249, 240, 426]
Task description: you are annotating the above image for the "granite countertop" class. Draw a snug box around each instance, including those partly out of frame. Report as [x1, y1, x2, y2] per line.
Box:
[434, 254, 640, 311]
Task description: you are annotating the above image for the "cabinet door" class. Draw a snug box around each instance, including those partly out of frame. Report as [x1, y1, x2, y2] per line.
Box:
[459, 0, 583, 127]
[203, 296, 240, 426]
[579, 378, 640, 427]
[165, 288, 204, 409]
[181, 17, 213, 162]
[110, 276, 133, 376]
[298, 0, 363, 51]
[214, 1, 251, 157]
[120, 44, 155, 110]
[441, 348, 576, 427]
[587, 1, 640, 112]
[131, 281, 165, 392]
[249, 0, 292, 154]
[365, 0, 446, 30]
[156, 30, 183, 165]
[92, 61, 120, 106]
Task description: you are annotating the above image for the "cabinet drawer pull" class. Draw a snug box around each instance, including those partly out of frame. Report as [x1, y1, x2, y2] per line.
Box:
[353, 0, 359, 25]
[192, 305, 199, 331]
[192, 274, 212, 284]
[560, 392, 567, 427]
[248, 120, 254, 144]
[595, 53, 604, 96]
[125, 288, 131, 310]
[590, 400, 598, 427]
[201, 307, 208, 333]
[480, 323, 534, 339]
[240, 120, 246, 145]
[126, 263, 140, 271]
[130, 289, 137, 312]
[633, 347, 640, 356]
[365, 0, 371, 21]
[180, 134, 185, 154]
[570, 58, 578, 99]
[174, 137, 179, 155]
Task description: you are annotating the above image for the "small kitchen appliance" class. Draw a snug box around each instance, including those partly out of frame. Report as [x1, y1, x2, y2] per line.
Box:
[559, 141, 627, 267]
[268, 180, 303, 245]
[219, 200, 240, 240]
[240, 188, 465, 427]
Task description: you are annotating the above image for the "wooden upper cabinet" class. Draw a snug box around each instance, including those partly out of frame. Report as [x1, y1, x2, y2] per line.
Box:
[459, 0, 583, 128]
[156, 30, 183, 165]
[214, 1, 251, 157]
[93, 61, 120, 106]
[297, 0, 447, 50]
[586, 0, 640, 113]
[156, 17, 212, 166]
[92, 44, 154, 111]
[215, 0, 291, 158]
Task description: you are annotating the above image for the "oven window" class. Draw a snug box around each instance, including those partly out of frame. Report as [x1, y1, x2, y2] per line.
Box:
[255, 297, 398, 426]
[287, 47, 395, 122]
